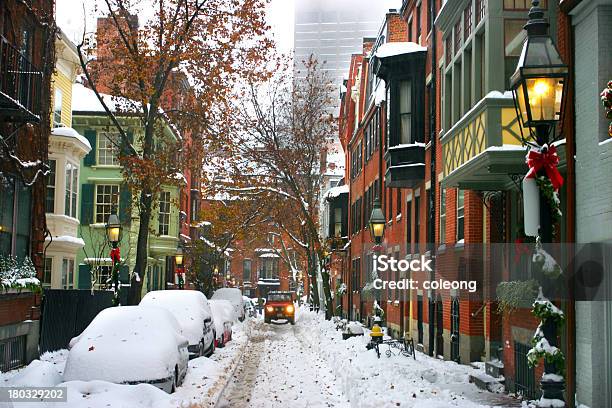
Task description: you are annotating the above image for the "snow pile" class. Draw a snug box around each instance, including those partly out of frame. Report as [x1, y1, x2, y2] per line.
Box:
[140, 290, 212, 345]
[1, 360, 62, 387]
[374, 79, 386, 106]
[375, 42, 427, 59]
[211, 288, 244, 321]
[45, 235, 85, 247]
[296, 309, 505, 407]
[62, 380, 172, 408]
[63, 306, 188, 384]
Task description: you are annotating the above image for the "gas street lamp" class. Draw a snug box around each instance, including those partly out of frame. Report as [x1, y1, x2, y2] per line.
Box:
[509, 0, 568, 147]
[105, 212, 122, 305]
[510, 1, 567, 406]
[368, 198, 386, 245]
[175, 245, 185, 289]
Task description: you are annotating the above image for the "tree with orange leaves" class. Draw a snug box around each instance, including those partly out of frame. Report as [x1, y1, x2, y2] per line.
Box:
[76, 0, 273, 304]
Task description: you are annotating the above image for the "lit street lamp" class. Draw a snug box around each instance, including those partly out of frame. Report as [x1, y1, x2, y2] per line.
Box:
[105, 213, 122, 305]
[175, 245, 185, 289]
[510, 1, 568, 406]
[368, 198, 386, 246]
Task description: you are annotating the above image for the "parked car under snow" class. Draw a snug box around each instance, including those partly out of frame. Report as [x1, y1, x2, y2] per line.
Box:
[211, 288, 245, 321]
[208, 299, 234, 347]
[63, 306, 189, 393]
[140, 289, 216, 358]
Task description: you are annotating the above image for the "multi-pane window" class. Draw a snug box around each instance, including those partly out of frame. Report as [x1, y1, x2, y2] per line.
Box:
[408, 19, 413, 42]
[261, 258, 278, 279]
[399, 80, 413, 144]
[97, 265, 112, 289]
[415, 195, 421, 244]
[351, 142, 363, 179]
[440, 188, 447, 243]
[243, 260, 252, 281]
[457, 189, 465, 241]
[95, 184, 119, 223]
[45, 160, 56, 213]
[446, 35, 453, 64]
[454, 22, 462, 55]
[64, 162, 78, 218]
[97, 133, 119, 166]
[476, 0, 487, 25]
[159, 191, 171, 235]
[53, 88, 62, 126]
[61, 258, 74, 289]
[464, 5, 472, 39]
[416, 5, 421, 42]
[334, 207, 342, 237]
[43, 257, 52, 288]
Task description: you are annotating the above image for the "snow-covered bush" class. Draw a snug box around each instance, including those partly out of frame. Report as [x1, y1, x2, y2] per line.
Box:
[0, 256, 41, 293]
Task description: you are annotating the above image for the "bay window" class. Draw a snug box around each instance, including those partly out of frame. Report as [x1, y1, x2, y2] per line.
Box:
[64, 162, 78, 218]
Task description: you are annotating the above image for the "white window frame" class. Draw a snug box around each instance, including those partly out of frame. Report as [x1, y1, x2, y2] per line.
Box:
[456, 189, 465, 242]
[97, 132, 120, 166]
[440, 188, 447, 243]
[53, 88, 62, 126]
[95, 184, 120, 224]
[46, 159, 56, 213]
[158, 191, 171, 236]
[64, 161, 78, 218]
[61, 258, 75, 289]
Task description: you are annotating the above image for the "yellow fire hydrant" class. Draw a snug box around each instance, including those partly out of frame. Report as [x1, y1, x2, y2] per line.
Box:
[370, 324, 384, 344]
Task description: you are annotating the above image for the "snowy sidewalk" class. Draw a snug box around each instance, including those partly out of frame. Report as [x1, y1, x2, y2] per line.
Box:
[296, 309, 522, 408]
[217, 319, 350, 407]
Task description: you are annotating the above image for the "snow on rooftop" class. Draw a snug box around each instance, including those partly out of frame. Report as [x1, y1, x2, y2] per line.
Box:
[375, 42, 427, 59]
[325, 185, 349, 199]
[51, 126, 92, 151]
[259, 252, 280, 258]
[45, 235, 85, 247]
[72, 83, 133, 113]
[374, 79, 386, 106]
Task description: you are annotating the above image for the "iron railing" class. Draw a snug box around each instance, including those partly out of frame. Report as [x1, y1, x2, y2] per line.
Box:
[0, 335, 26, 372]
[0, 35, 43, 121]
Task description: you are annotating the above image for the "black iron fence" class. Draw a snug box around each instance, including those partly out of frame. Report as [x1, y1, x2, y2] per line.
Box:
[0, 335, 26, 372]
[39, 290, 114, 354]
[0, 35, 42, 120]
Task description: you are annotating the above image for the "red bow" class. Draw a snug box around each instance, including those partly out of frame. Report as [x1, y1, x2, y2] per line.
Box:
[525, 145, 564, 191]
[175, 266, 184, 275]
[110, 247, 121, 263]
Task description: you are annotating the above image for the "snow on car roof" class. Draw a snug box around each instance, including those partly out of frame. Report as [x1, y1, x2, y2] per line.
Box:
[63, 306, 187, 384]
[140, 290, 211, 345]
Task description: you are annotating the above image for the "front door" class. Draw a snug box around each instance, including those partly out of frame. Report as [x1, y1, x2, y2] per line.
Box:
[450, 297, 460, 362]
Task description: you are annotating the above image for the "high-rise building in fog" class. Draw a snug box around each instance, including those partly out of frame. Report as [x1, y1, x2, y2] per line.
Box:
[293, 0, 400, 88]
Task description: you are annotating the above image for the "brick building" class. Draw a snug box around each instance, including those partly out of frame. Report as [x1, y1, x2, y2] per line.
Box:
[337, 0, 577, 402]
[0, 0, 54, 370]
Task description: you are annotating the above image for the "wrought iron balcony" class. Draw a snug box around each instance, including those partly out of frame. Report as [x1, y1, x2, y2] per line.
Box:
[0, 36, 43, 123]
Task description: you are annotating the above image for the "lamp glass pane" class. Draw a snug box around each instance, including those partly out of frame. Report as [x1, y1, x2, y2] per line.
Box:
[371, 222, 385, 238]
[175, 254, 184, 266]
[516, 82, 529, 126]
[525, 77, 558, 122]
[107, 226, 120, 243]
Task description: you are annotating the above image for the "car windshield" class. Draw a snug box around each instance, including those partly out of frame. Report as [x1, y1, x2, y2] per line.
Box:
[267, 293, 291, 302]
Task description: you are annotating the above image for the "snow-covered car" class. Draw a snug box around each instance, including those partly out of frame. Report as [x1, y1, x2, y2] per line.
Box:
[63, 306, 189, 393]
[211, 288, 245, 321]
[208, 299, 234, 347]
[140, 290, 216, 358]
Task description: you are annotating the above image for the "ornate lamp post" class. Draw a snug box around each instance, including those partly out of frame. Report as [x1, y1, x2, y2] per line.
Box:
[368, 198, 386, 246]
[509, 1, 568, 406]
[105, 213, 122, 305]
[175, 245, 185, 289]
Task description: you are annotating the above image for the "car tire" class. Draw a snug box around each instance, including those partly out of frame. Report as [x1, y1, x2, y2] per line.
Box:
[265, 317, 271, 324]
[199, 339, 205, 357]
[208, 335, 215, 356]
[290, 318, 295, 325]
[218, 334, 225, 348]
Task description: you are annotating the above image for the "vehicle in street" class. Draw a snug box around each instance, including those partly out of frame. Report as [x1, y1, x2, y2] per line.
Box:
[63, 306, 189, 393]
[264, 291, 295, 324]
[211, 288, 246, 321]
[209, 299, 234, 347]
[139, 290, 216, 358]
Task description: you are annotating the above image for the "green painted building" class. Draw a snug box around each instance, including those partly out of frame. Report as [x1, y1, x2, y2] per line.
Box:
[72, 83, 181, 299]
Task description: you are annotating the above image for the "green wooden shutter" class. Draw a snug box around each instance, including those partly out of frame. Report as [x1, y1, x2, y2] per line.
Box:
[119, 184, 132, 225]
[81, 183, 95, 225]
[78, 264, 91, 289]
[83, 130, 97, 166]
[119, 265, 129, 284]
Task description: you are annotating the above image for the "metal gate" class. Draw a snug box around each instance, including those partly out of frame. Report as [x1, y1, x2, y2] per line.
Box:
[450, 297, 460, 362]
[39, 289, 114, 354]
[0, 335, 26, 372]
[514, 342, 538, 399]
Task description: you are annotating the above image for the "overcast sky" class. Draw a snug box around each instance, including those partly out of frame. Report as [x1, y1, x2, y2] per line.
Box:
[55, 0, 295, 53]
